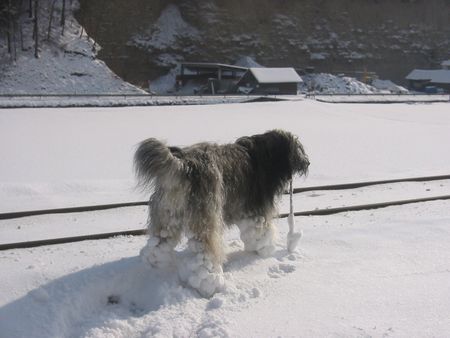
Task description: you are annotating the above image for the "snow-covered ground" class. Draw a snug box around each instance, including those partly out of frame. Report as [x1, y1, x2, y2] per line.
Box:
[0, 94, 258, 108]
[315, 94, 449, 103]
[1, 99, 450, 337]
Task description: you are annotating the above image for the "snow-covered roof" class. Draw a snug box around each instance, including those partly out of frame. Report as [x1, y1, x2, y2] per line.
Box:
[441, 60, 450, 67]
[406, 69, 450, 84]
[249, 68, 303, 84]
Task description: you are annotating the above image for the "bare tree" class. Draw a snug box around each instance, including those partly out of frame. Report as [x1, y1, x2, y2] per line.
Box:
[61, 0, 66, 36]
[33, 0, 38, 58]
[4, 0, 18, 61]
[47, 0, 58, 40]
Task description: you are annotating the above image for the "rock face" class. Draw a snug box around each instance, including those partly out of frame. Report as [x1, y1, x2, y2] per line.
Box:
[76, 0, 450, 88]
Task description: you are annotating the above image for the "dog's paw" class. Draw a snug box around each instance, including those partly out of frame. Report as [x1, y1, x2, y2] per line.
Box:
[178, 252, 225, 298]
[140, 238, 174, 268]
[240, 222, 276, 257]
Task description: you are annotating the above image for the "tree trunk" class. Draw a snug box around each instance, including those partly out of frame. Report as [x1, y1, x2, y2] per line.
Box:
[33, 0, 38, 58]
[7, 30, 12, 54]
[60, 0, 66, 36]
[12, 18, 17, 61]
[47, 0, 57, 40]
[7, 0, 12, 54]
[20, 22, 25, 51]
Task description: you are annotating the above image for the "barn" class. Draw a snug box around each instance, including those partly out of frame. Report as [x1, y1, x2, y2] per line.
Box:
[235, 68, 303, 95]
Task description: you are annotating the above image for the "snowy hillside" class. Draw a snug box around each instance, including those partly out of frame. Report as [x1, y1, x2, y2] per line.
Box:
[1, 100, 450, 337]
[1, 1, 411, 96]
[76, 0, 450, 87]
[0, 0, 145, 94]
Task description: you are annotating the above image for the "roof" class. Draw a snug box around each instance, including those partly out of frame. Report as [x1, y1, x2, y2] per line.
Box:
[441, 60, 450, 67]
[406, 69, 450, 84]
[181, 62, 248, 72]
[249, 68, 303, 84]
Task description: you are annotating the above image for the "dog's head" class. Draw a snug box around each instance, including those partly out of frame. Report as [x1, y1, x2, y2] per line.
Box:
[236, 129, 310, 181]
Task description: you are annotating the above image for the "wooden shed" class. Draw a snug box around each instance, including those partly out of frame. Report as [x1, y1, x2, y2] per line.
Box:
[177, 62, 248, 94]
[235, 68, 303, 95]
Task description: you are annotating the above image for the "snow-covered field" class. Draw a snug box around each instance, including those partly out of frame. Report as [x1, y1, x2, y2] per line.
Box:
[1, 99, 450, 337]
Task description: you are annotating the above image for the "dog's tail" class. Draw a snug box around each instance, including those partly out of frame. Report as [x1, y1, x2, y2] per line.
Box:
[134, 138, 183, 190]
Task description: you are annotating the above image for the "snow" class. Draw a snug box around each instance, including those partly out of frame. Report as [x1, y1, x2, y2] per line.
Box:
[310, 52, 329, 60]
[249, 68, 302, 84]
[0, 94, 254, 109]
[233, 56, 263, 68]
[130, 4, 200, 51]
[301, 73, 379, 94]
[441, 60, 450, 69]
[0, 47, 146, 95]
[371, 79, 409, 94]
[1, 99, 450, 337]
[315, 94, 449, 103]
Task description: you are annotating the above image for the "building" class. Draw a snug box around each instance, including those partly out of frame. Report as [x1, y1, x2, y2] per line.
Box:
[176, 63, 303, 95]
[235, 68, 303, 95]
[176, 62, 247, 94]
[442, 60, 450, 70]
[406, 61, 450, 92]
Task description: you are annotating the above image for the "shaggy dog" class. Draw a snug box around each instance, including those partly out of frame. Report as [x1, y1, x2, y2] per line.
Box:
[134, 129, 309, 297]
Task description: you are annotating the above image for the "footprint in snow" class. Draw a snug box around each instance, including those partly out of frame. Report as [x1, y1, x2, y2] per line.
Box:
[267, 263, 296, 278]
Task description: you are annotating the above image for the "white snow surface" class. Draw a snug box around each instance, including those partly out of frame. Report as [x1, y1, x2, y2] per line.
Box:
[1, 100, 450, 337]
[371, 79, 409, 94]
[301, 73, 379, 94]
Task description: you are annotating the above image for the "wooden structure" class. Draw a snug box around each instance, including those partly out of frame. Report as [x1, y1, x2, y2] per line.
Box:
[177, 62, 247, 94]
[235, 68, 303, 95]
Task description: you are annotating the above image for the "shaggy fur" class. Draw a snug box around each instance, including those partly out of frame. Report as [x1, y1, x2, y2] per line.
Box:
[134, 129, 309, 297]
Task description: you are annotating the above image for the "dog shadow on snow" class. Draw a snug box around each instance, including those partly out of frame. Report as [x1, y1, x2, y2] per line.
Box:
[0, 246, 294, 338]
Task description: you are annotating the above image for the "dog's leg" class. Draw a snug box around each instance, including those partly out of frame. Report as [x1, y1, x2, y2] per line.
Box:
[140, 230, 180, 269]
[237, 217, 276, 257]
[177, 204, 226, 298]
[140, 207, 183, 268]
[177, 236, 225, 298]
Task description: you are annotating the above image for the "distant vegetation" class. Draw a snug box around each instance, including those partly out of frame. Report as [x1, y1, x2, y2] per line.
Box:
[1, 0, 70, 60]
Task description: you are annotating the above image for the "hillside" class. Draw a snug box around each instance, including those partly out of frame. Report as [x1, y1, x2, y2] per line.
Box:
[0, 0, 145, 94]
[76, 0, 450, 88]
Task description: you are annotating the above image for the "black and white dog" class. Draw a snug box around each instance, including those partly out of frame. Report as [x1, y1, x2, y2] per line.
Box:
[134, 130, 309, 297]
